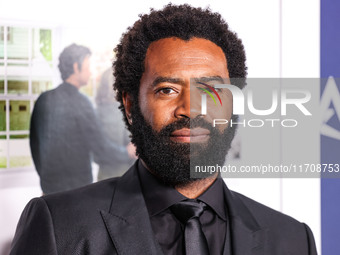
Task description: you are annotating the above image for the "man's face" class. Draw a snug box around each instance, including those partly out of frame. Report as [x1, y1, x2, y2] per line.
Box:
[77, 55, 91, 87]
[126, 37, 236, 185]
[139, 37, 232, 135]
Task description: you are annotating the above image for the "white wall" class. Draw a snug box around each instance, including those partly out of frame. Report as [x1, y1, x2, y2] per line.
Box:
[0, 0, 321, 254]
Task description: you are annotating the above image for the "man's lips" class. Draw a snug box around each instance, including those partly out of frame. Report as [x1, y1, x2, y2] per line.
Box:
[170, 128, 210, 143]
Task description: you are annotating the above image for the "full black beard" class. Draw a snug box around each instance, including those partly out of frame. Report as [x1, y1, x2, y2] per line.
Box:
[130, 103, 237, 186]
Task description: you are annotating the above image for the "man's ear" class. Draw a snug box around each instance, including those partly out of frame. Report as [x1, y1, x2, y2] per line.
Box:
[73, 62, 79, 74]
[122, 92, 133, 125]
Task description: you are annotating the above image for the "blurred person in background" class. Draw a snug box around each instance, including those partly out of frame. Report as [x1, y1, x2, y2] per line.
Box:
[30, 44, 131, 194]
[95, 68, 136, 180]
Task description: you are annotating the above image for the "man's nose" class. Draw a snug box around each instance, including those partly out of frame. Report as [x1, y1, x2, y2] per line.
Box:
[174, 87, 202, 119]
[174, 87, 190, 119]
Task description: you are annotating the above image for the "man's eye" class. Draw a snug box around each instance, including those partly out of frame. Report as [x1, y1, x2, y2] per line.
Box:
[157, 88, 176, 95]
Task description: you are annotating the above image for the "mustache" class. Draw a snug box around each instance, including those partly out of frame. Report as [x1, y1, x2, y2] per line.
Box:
[158, 116, 214, 136]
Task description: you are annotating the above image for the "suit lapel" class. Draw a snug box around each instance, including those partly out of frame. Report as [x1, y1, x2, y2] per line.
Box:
[100, 161, 163, 255]
[223, 184, 267, 255]
[100, 163, 267, 255]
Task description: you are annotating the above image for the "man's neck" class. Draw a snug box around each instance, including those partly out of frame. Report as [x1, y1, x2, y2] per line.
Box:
[140, 159, 218, 199]
[65, 76, 80, 89]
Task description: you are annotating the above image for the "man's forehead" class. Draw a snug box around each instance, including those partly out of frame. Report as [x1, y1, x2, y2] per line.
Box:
[143, 37, 229, 77]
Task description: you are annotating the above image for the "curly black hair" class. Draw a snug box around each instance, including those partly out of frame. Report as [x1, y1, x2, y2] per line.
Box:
[113, 4, 247, 127]
[58, 43, 91, 81]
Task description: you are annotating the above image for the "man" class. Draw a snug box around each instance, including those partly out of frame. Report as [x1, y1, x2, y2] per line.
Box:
[11, 5, 317, 255]
[30, 44, 129, 194]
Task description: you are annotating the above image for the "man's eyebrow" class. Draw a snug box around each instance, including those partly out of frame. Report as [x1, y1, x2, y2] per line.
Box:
[151, 77, 186, 87]
[193, 76, 225, 84]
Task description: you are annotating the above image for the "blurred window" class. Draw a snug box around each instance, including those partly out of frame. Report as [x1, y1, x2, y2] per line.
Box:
[0, 25, 56, 170]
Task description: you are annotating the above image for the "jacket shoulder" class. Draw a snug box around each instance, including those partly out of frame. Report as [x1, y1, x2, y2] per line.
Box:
[231, 190, 317, 254]
[10, 178, 122, 255]
[43, 177, 120, 211]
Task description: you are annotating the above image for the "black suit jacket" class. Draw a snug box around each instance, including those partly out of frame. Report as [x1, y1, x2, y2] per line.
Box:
[10, 161, 317, 255]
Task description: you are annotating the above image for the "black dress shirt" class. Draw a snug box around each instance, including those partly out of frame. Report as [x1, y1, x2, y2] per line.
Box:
[138, 161, 228, 255]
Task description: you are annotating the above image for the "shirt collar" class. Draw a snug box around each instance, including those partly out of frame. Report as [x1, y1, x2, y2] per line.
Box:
[197, 177, 227, 221]
[138, 160, 227, 220]
[138, 160, 186, 217]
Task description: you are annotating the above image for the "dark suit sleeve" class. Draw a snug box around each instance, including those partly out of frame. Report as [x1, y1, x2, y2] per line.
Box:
[303, 223, 318, 255]
[10, 198, 58, 255]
